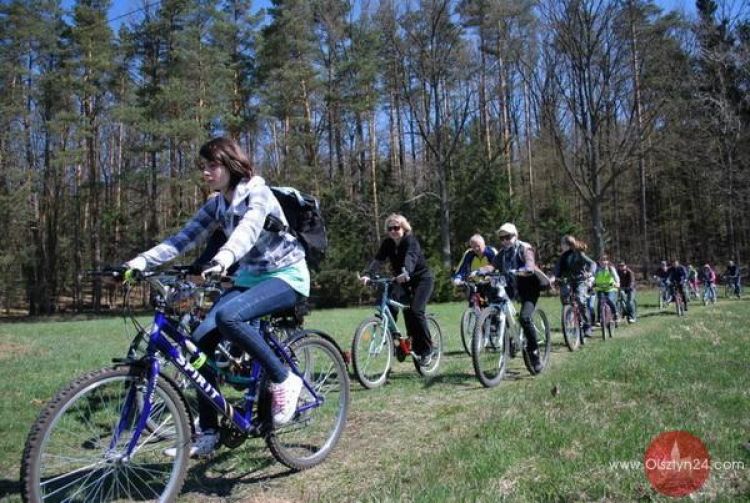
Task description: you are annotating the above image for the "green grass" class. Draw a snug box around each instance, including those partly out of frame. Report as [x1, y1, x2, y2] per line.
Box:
[1, 292, 749, 502]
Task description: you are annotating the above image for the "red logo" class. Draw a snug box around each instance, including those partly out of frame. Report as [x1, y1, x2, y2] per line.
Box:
[644, 431, 710, 497]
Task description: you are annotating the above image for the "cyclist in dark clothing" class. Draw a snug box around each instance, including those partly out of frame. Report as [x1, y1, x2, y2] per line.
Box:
[653, 260, 670, 304]
[724, 261, 741, 298]
[616, 261, 637, 323]
[361, 213, 435, 365]
[478, 222, 550, 373]
[551, 235, 597, 338]
[667, 260, 689, 311]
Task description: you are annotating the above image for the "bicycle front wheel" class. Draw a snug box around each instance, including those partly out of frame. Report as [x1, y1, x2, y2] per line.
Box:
[523, 308, 551, 375]
[459, 308, 477, 356]
[472, 306, 509, 388]
[351, 317, 392, 389]
[561, 304, 581, 352]
[414, 315, 443, 376]
[21, 365, 191, 503]
[264, 333, 350, 471]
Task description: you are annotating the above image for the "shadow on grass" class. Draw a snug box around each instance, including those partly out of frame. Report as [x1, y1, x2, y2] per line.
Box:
[181, 443, 294, 498]
[0, 478, 20, 500]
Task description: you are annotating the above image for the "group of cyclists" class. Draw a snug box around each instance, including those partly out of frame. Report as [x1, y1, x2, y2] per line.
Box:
[653, 259, 742, 307]
[119, 136, 742, 461]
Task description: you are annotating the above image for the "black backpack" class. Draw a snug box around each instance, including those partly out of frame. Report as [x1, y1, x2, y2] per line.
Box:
[264, 186, 328, 271]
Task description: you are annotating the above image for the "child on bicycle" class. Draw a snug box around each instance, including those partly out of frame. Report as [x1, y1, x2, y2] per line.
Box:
[125, 137, 308, 457]
[452, 234, 497, 306]
[667, 259, 689, 311]
[477, 222, 549, 373]
[616, 261, 637, 323]
[699, 263, 717, 302]
[593, 255, 620, 324]
[359, 214, 435, 366]
[551, 235, 597, 339]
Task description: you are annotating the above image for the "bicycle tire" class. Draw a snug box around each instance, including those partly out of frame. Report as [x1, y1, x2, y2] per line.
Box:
[472, 306, 509, 388]
[351, 316, 392, 389]
[459, 308, 477, 356]
[600, 303, 609, 341]
[561, 304, 581, 352]
[523, 308, 551, 375]
[21, 365, 190, 503]
[414, 315, 443, 376]
[263, 334, 350, 471]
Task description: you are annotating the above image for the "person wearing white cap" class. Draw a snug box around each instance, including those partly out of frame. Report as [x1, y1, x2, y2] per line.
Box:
[478, 222, 547, 373]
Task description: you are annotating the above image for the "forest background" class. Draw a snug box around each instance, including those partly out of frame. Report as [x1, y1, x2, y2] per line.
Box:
[0, 0, 748, 315]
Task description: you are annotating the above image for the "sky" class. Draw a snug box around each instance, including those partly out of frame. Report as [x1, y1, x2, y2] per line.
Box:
[61, 0, 750, 35]
[70, 0, 706, 32]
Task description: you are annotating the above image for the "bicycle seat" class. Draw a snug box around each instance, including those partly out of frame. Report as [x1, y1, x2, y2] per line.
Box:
[269, 299, 310, 325]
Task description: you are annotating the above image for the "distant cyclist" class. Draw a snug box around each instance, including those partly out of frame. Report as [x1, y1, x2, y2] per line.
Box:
[653, 260, 670, 303]
[724, 260, 741, 298]
[551, 235, 597, 339]
[452, 234, 497, 305]
[699, 263, 717, 302]
[667, 259, 689, 311]
[593, 255, 620, 325]
[687, 264, 699, 297]
[616, 261, 637, 323]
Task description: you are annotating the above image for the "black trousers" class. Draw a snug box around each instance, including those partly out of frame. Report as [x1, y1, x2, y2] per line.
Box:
[388, 275, 434, 356]
[513, 277, 541, 354]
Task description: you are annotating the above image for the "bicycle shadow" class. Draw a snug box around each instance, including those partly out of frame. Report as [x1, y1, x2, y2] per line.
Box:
[0, 478, 20, 500]
[180, 442, 293, 498]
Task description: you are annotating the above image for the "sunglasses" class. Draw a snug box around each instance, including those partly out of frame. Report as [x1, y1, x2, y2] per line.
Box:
[387, 225, 401, 232]
[498, 235, 512, 241]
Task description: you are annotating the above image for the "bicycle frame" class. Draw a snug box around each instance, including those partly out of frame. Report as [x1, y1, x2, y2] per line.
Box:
[115, 282, 324, 459]
[372, 280, 409, 338]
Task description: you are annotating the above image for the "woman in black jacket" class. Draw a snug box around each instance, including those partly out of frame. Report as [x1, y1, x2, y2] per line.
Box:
[360, 214, 435, 365]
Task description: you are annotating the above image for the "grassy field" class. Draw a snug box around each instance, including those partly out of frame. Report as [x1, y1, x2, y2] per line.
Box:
[1, 291, 749, 502]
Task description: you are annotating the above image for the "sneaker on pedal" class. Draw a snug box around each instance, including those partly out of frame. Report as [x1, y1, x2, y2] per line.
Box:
[270, 372, 303, 426]
[164, 429, 219, 458]
[416, 350, 434, 367]
[530, 351, 543, 374]
[628, 317, 635, 323]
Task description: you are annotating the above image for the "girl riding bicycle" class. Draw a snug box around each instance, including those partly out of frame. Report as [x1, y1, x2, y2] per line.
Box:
[551, 235, 597, 339]
[359, 214, 435, 366]
[125, 137, 308, 457]
[593, 255, 620, 323]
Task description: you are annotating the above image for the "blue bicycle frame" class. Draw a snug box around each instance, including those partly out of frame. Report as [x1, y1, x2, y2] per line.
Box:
[113, 295, 324, 459]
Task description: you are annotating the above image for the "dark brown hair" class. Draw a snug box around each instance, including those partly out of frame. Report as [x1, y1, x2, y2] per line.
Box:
[198, 137, 253, 188]
[561, 235, 587, 252]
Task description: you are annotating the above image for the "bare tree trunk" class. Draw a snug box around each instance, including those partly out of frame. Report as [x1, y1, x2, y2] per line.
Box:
[628, 0, 650, 278]
[369, 110, 381, 242]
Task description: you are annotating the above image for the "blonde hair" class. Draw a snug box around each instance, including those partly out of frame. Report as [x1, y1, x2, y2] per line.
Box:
[561, 235, 587, 252]
[469, 234, 485, 247]
[384, 213, 412, 234]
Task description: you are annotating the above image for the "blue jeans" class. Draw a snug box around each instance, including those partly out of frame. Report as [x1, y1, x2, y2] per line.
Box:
[191, 278, 300, 430]
[597, 291, 617, 321]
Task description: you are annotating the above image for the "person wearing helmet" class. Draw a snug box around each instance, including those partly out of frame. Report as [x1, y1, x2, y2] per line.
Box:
[478, 222, 548, 373]
[551, 235, 597, 340]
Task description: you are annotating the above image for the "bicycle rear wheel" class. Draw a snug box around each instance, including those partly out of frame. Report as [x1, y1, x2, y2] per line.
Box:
[414, 315, 443, 376]
[561, 304, 581, 352]
[472, 306, 509, 388]
[351, 316, 392, 389]
[264, 333, 350, 471]
[523, 308, 551, 375]
[459, 308, 477, 356]
[21, 365, 190, 503]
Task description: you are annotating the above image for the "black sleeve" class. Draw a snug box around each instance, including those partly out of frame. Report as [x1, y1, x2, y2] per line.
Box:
[366, 239, 390, 275]
[402, 234, 423, 276]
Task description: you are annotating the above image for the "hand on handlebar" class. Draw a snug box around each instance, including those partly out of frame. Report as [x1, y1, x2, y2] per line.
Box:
[201, 260, 226, 280]
[358, 274, 371, 286]
[395, 269, 410, 284]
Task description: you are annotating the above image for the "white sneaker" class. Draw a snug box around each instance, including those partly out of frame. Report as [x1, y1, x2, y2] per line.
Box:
[164, 429, 219, 458]
[270, 372, 303, 426]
